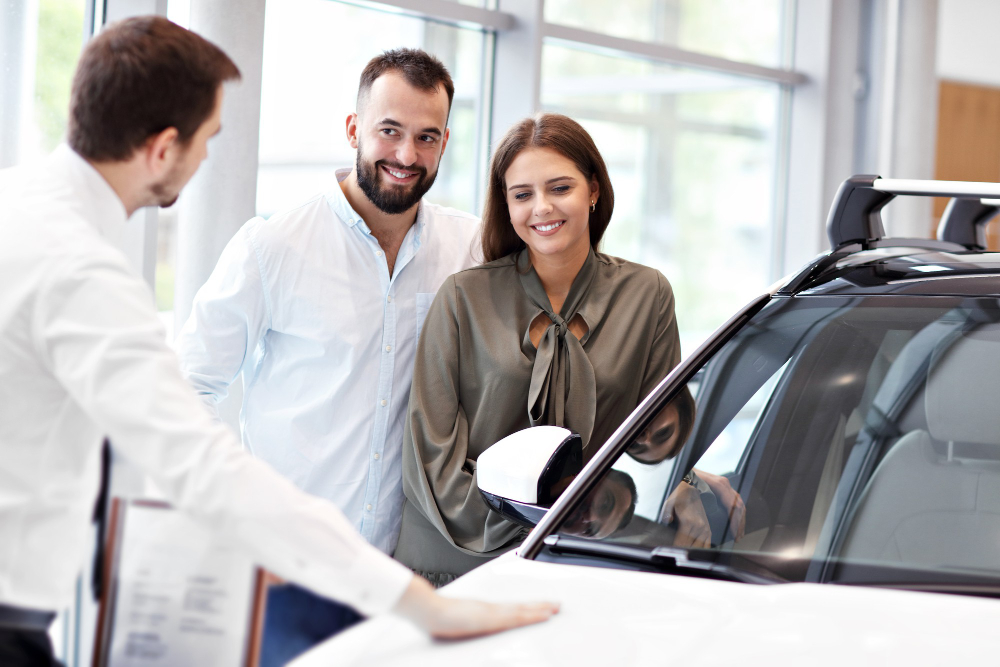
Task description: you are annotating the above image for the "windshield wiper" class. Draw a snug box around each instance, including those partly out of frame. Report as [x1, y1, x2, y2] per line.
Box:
[542, 535, 780, 584]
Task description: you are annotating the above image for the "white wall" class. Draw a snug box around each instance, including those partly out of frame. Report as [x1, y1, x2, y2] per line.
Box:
[937, 0, 1000, 86]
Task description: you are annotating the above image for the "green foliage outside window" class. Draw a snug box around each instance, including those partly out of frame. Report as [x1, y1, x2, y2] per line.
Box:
[34, 0, 84, 151]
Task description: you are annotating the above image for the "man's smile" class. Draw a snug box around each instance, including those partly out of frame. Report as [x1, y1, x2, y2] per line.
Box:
[381, 164, 420, 183]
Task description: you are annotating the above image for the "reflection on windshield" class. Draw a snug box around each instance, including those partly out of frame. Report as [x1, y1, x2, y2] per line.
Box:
[551, 297, 1000, 590]
[626, 387, 695, 464]
[562, 470, 636, 540]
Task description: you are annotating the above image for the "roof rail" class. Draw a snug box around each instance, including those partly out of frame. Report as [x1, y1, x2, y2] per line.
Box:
[827, 176, 1000, 251]
[826, 175, 892, 250]
[937, 198, 1000, 250]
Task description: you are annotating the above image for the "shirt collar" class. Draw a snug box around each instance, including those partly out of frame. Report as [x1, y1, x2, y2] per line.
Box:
[411, 198, 426, 250]
[329, 168, 366, 228]
[47, 144, 128, 239]
[327, 167, 426, 246]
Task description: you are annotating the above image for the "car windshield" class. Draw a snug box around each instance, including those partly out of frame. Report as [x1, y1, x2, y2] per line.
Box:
[547, 295, 1000, 591]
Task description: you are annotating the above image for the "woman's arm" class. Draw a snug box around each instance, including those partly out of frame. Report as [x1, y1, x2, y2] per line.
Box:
[401, 276, 523, 554]
[638, 271, 682, 398]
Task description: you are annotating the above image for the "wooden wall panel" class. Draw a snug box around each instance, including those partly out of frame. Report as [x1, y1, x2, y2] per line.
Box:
[933, 80, 1000, 247]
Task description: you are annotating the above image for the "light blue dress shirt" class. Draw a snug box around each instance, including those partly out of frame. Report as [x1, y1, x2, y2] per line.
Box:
[175, 169, 479, 554]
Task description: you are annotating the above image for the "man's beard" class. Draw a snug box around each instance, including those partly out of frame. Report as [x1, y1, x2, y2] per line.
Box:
[150, 166, 183, 208]
[153, 187, 180, 209]
[355, 141, 438, 215]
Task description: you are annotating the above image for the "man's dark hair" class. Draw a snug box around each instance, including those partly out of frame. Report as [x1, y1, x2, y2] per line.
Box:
[356, 48, 454, 116]
[68, 16, 241, 161]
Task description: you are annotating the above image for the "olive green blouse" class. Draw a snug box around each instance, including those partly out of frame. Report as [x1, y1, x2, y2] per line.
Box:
[395, 249, 681, 581]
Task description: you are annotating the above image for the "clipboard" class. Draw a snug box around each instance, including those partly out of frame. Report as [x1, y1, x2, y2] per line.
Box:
[92, 499, 269, 667]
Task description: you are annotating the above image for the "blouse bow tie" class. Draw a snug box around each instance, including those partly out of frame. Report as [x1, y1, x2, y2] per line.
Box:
[518, 250, 598, 448]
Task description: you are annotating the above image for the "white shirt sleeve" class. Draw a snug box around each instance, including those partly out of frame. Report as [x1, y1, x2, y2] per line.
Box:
[34, 245, 412, 617]
[174, 217, 271, 419]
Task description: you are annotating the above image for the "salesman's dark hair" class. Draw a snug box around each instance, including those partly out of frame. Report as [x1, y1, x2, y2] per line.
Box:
[68, 16, 240, 162]
[481, 113, 615, 263]
[357, 48, 455, 116]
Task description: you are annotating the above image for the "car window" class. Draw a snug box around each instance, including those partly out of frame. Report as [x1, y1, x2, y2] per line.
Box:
[550, 296, 1000, 589]
[695, 360, 787, 476]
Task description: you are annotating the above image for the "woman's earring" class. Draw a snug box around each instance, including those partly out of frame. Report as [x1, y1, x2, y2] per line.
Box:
[590, 200, 596, 213]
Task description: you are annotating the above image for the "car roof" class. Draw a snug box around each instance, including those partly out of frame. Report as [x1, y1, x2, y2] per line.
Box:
[787, 245, 1000, 297]
[777, 175, 1000, 297]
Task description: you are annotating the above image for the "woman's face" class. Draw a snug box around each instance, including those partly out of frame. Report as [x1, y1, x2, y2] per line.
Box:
[503, 146, 598, 264]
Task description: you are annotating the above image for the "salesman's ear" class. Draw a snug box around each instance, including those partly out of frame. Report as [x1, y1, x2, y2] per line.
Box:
[346, 113, 359, 149]
[143, 127, 180, 178]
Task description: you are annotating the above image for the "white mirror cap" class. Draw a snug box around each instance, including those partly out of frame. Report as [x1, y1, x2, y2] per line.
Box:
[477, 426, 573, 504]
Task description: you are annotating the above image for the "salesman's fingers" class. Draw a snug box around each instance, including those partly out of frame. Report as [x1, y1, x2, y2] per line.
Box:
[428, 600, 560, 640]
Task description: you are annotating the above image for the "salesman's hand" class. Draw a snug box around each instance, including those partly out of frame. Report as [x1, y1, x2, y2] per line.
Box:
[393, 574, 559, 639]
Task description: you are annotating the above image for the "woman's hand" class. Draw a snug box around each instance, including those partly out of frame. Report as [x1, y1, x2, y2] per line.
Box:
[694, 469, 746, 540]
[661, 481, 712, 549]
[393, 575, 560, 639]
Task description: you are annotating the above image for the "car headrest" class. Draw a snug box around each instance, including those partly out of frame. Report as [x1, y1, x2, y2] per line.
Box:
[925, 327, 1000, 445]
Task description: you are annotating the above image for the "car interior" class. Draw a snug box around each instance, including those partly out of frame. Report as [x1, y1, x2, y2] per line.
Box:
[841, 323, 1000, 573]
[581, 297, 1000, 587]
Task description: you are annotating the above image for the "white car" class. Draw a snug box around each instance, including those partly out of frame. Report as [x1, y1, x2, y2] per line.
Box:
[293, 177, 1000, 665]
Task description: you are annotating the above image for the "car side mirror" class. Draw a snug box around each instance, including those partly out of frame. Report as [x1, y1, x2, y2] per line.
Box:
[478, 426, 583, 529]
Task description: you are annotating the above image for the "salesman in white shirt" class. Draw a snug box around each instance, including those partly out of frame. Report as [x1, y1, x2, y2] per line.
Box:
[174, 49, 480, 664]
[0, 17, 555, 667]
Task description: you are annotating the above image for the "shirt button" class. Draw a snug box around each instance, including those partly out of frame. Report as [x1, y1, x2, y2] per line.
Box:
[376, 250, 383, 257]
[374, 453, 380, 460]
[385, 345, 392, 352]
[387, 295, 393, 303]
[380, 399, 387, 406]
[366, 504, 373, 512]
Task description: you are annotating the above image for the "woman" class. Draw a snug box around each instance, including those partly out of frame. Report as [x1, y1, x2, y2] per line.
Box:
[394, 114, 682, 585]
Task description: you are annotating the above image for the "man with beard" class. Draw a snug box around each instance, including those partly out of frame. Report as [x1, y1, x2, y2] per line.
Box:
[174, 49, 479, 666]
[0, 23, 557, 667]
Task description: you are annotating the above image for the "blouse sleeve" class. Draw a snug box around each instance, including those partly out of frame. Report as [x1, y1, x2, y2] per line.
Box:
[402, 275, 524, 555]
[639, 271, 682, 399]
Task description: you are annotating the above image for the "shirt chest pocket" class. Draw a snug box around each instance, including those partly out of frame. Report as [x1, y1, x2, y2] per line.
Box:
[415, 292, 436, 346]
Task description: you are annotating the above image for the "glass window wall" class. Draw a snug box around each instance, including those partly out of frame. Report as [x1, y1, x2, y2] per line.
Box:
[541, 42, 786, 345]
[0, 0, 87, 167]
[544, 0, 790, 68]
[256, 0, 491, 218]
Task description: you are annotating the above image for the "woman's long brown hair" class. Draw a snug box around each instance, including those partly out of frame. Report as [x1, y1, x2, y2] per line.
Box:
[481, 113, 615, 263]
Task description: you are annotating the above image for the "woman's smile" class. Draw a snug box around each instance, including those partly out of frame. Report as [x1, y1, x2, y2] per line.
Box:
[531, 219, 565, 235]
[504, 146, 597, 264]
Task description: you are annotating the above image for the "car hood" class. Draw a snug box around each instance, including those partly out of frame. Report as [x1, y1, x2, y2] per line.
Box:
[290, 552, 1000, 666]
